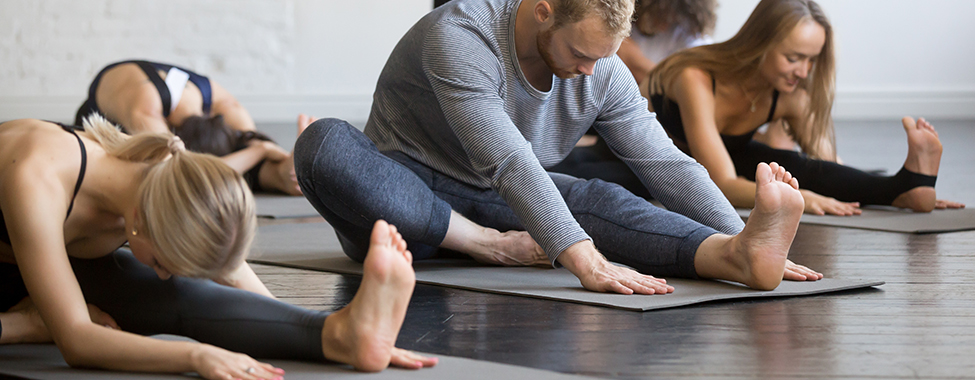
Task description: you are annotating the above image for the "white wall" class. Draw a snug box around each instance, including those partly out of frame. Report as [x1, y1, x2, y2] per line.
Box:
[1, 0, 973, 123]
[0, 0, 429, 123]
[713, 0, 975, 120]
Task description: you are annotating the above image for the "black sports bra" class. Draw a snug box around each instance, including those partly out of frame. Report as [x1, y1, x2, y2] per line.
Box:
[650, 74, 779, 153]
[0, 122, 87, 245]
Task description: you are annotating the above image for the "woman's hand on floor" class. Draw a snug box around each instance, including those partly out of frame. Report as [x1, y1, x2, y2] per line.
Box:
[935, 199, 966, 209]
[190, 343, 284, 380]
[800, 190, 861, 216]
[783, 260, 823, 281]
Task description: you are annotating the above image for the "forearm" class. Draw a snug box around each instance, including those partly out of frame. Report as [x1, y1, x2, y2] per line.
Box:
[220, 145, 266, 174]
[58, 323, 197, 373]
[213, 101, 256, 132]
[716, 177, 759, 209]
[217, 264, 275, 299]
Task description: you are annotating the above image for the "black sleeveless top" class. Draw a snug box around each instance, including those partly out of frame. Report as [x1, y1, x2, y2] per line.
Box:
[0, 122, 88, 245]
[650, 74, 779, 153]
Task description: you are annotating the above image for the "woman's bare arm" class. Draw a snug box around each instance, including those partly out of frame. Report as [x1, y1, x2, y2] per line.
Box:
[210, 81, 257, 132]
[216, 263, 275, 299]
[617, 37, 655, 85]
[0, 149, 277, 379]
[671, 68, 760, 208]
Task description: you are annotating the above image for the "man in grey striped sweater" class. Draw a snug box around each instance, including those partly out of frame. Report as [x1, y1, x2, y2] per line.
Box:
[295, 0, 822, 294]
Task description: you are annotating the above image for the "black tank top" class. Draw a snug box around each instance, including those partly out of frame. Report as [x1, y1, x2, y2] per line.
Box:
[651, 74, 779, 153]
[0, 122, 88, 245]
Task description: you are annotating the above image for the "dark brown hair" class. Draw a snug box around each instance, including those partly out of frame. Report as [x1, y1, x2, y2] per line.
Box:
[635, 0, 717, 36]
[175, 115, 272, 157]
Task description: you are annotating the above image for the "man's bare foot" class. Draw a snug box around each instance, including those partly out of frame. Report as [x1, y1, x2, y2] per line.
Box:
[892, 117, 941, 212]
[696, 163, 806, 290]
[442, 211, 548, 267]
[321, 220, 437, 371]
[468, 229, 548, 267]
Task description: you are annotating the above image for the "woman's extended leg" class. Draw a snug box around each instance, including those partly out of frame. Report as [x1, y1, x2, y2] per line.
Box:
[730, 117, 963, 212]
[67, 222, 433, 371]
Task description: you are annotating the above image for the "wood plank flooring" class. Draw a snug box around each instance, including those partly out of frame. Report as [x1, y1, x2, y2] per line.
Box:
[252, 120, 975, 379]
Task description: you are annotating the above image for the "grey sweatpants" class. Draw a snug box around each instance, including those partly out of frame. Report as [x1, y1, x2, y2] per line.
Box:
[294, 118, 718, 278]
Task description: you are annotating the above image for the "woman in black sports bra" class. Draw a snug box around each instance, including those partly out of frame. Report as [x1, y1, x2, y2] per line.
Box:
[640, 0, 964, 215]
[74, 60, 303, 195]
[0, 118, 436, 378]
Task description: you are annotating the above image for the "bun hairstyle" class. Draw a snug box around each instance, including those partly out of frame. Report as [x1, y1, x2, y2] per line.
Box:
[83, 113, 256, 281]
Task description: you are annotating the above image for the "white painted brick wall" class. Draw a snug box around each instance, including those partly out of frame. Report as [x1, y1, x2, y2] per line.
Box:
[0, 0, 295, 96]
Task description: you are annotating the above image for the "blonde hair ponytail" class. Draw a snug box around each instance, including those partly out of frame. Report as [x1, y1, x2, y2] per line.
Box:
[83, 113, 256, 281]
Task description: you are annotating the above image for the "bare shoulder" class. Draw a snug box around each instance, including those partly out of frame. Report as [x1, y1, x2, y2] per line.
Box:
[670, 67, 714, 101]
[0, 120, 84, 187]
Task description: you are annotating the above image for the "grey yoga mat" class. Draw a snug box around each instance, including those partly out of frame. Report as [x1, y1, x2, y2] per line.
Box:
[254, 194, 320, 219]
[736, 207, 975, 234]
[250, 222, 884, 312]
[0, 336, 601, 380]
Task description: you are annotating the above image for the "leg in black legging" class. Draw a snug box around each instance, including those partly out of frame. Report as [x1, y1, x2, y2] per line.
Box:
[729, 141, 935, 206]
[72, 250, 329, 361]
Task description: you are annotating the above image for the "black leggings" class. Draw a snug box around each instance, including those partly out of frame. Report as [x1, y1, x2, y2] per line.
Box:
[552, 138, 936, 206]
[728, 140, 935, 205]
[0, 250, 328, 361]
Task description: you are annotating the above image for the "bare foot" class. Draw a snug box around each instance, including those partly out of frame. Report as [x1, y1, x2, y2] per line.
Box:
[697, 163, 805, 290]
[297, 114, 317, 136]
[469, 229, 548, 267]
[442, 211, 548, 267]
[892, 117, 942, 212]
[321, 220, 437, 371]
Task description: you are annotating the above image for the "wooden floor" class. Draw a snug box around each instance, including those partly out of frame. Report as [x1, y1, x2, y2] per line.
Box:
[252, 120, 975, 379]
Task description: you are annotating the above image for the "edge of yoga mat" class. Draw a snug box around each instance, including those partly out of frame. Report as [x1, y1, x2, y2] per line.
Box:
[254, 194, 321, 219]
[250, 257, 884, 312]
[736, 207, 975, 234]
[0, 337, 604, 380]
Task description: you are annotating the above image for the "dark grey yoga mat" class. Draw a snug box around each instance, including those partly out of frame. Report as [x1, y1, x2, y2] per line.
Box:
[254, 194, 320, 219]
[250, 223, 884, 311]
[736, 206, 975, 234]
[0, 336, 600, 380]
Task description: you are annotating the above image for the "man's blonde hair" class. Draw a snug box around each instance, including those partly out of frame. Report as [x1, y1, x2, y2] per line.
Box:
[550, 0, 635, 38]
[83, 113, 256, 282]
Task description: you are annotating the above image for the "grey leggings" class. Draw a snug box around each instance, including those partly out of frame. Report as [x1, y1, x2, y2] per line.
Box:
[294, 118, 718, 279]
[0, 251, 328, 361]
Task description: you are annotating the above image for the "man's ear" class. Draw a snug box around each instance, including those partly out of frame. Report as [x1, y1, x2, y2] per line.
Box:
[534, 0, 554, 25]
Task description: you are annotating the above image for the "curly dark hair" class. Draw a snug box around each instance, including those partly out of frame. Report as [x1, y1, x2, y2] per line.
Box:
[635, 0, 717, 36]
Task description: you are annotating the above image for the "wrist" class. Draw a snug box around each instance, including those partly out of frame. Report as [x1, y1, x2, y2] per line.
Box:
[556, 240, 603, 276]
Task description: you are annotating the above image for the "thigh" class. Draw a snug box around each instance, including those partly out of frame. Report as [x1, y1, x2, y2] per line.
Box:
[293, 118, 450, 261]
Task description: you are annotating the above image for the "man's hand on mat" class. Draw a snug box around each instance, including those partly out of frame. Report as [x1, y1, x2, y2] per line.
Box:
[801, 190, 861, 216]
[190, 343, 284, 380]
[783, 260, 823, 281]
[558, 240, 674, 295]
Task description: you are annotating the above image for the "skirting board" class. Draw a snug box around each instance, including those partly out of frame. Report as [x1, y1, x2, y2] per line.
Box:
[3, 90, 974, 124]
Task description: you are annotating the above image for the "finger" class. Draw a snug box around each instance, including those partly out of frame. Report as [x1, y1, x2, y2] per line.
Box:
[607, 280, 634, 295]
[390, 348, 438, 369]
[622, 279, 656, 295]
[636, 275, 672, 293]
[783, 267, 807, 281]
